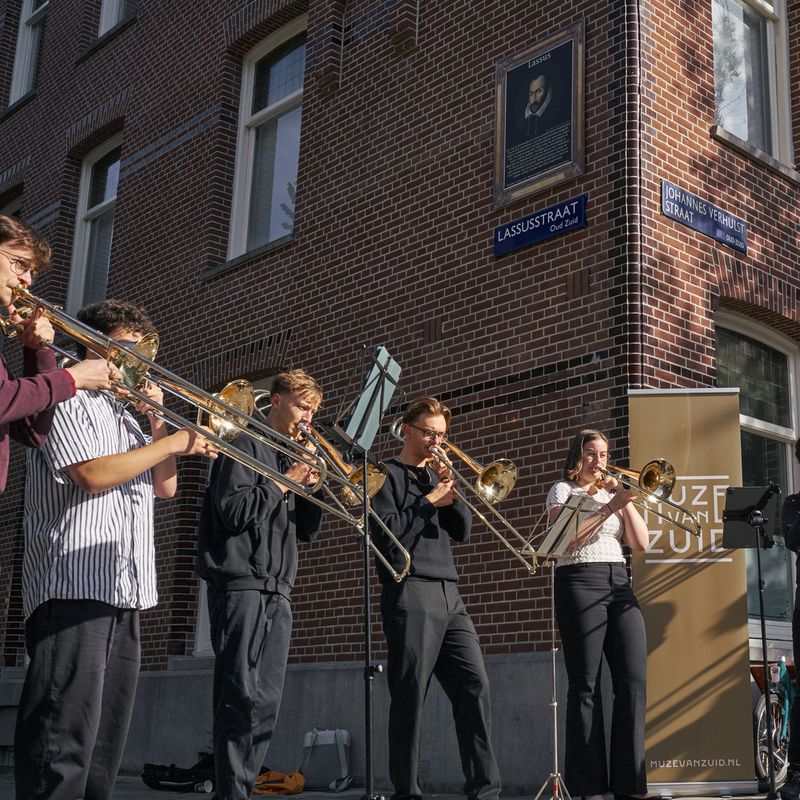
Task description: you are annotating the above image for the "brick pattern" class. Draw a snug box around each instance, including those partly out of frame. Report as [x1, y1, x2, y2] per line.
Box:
[0, 0, 797, 670]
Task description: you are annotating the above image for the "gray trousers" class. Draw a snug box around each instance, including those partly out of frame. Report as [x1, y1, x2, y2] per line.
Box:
[380, 579, 501, 800]
[14, 599, 140, 800]
[207, 587, 292, 800]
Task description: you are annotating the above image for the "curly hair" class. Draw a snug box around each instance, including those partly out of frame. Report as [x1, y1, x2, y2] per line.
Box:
[74, 299, 157, 357]
[562, 428, 609, 482]
[0, 214, 52, 271]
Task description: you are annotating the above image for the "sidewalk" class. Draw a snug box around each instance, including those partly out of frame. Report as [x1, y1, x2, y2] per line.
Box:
[0, 773, 770, 800]
[0, 776, 478, 800]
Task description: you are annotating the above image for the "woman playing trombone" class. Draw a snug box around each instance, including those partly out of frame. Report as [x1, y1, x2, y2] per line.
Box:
[546, 429, 649, 800]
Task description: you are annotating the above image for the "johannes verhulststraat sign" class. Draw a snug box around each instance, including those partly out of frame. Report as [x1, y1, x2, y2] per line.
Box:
[661, 180, 748, 255]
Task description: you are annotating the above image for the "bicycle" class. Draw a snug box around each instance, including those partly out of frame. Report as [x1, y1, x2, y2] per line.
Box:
[753, 657, 795, 787]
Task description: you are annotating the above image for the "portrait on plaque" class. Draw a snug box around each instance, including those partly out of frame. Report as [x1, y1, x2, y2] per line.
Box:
[494, 21, 585, 208]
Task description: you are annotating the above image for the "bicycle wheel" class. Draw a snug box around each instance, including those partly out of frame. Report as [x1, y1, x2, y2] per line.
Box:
[754, 691, 790, 786]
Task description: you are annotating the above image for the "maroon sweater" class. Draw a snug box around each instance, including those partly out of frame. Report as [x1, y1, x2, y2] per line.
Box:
[0, 346, 74, 491]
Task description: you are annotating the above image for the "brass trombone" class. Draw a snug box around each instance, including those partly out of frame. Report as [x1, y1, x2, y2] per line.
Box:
[296, 422, 411, 582]
[2, 287, 328, 496]
[602, 459, 702, 536]
[246, 393, 411, 582]
[390, 419, 538, 574]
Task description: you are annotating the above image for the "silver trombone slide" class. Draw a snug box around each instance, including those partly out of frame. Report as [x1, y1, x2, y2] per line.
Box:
[47, 340, 330, 499]
[9, 287, 327, 489]
[430, 445, 539, 575]
[298, 423, 412, 583]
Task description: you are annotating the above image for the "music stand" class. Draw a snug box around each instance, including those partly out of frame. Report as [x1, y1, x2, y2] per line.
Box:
[334, 347, 400, 800]
[533, 495, 590, 800]
[722, 484, 781, 800]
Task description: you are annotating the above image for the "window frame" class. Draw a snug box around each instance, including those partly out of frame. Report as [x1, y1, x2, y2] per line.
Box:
[67, 133, 123, 314]
[8, 0, 48, 105]
[228, 15, 307, 259]
[716, 309, 799, 654]
[98, 0, 132, 37]
[711, 0, 793, 164]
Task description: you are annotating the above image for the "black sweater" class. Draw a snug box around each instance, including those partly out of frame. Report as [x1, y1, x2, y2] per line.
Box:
[370, 457, 472, 585]
[197, 430, 323, 597]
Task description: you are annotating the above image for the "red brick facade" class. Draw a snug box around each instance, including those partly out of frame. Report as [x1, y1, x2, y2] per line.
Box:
[0, 0, 798, 682]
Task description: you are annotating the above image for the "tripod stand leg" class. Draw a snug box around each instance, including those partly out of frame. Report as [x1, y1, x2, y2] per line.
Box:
[532, 772, 573, 800]
[531, 561, 572, 800]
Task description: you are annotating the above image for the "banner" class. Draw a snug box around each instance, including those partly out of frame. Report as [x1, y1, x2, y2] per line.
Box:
[629, 389, 755, 794]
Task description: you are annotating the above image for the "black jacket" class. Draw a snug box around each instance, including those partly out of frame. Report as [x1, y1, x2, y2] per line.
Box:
[197, 430, 323, 596]
[370, 458, 471, 585]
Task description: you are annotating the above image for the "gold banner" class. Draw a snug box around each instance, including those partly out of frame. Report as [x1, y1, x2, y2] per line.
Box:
[629, 389, 754, 790]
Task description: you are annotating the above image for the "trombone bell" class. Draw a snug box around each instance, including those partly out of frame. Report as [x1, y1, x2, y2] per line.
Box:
[475, 459, 518, 504]
[607, 459, 701, 536]
[343, 463, 387, 506]
[108, 333, 159, 391]
[199, 380, 257, 442]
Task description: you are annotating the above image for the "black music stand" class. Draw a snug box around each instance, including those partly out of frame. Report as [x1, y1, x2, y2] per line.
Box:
[533, 494, 590, 800]
[722, 484, 781, 800]
[334, 347, 401, 800]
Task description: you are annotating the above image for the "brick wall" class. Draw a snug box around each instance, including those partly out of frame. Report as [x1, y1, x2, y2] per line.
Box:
[0, 0, 797, 670]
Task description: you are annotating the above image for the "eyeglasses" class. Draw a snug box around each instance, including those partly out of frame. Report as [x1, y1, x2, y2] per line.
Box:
[0, 249, 36, 277]
[407, 424, 447, 442]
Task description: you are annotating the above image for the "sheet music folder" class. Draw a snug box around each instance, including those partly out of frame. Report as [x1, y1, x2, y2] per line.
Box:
[334, 346, 401, 453]
[537, 494, 589, 560]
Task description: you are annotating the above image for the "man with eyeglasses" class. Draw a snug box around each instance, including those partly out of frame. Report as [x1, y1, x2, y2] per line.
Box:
[371, 396, 501, 800]
[0, 214, 115, 493]
[15, 298, 216, 800]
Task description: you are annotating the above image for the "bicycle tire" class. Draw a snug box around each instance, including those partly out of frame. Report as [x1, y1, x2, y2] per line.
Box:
[754, 691, 790, 786]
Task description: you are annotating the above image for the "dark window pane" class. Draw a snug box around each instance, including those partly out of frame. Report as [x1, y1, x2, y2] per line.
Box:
[252, 36, 306, 115]
[89, 148, 121, 209]
[717, 327, 790, 427]
[742, 431, 791, 621]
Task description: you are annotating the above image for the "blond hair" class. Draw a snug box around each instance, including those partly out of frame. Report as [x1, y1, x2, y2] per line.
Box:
[271, 369, 323, 408]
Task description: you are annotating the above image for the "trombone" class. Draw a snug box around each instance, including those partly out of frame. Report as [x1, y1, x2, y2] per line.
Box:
[602, 459, 702, 536]
[2, 287, 328, 496]
[296, 422, 411, 582]
[390, 419, 538, 574]
[244, 393, 411, 582]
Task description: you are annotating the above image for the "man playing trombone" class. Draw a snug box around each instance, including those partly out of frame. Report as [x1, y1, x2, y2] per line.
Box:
[197, 369, 324, 800]
[371, 396, 501, 800]
[15, 298, 216, 800]
[0, 214, 116, 494]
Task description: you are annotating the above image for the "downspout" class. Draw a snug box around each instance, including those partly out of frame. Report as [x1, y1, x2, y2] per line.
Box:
[626, 0, 644, 388]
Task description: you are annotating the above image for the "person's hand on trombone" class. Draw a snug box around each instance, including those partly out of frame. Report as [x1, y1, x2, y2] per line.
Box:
[16, 305, 54, 351]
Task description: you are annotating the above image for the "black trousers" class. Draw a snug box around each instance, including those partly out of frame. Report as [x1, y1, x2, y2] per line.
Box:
[14, 599, 140, 800]
[554, 563, 648, 797]
[207, 587, 292, 800]
[789, 587, 800, 768]
[380, 579, 501, 800]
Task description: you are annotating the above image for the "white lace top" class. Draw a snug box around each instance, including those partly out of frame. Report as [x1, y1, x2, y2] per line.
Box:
[546, 480, 626, 566]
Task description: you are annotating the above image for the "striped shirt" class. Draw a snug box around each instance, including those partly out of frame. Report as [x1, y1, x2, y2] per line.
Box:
[22, 390, 158, 618]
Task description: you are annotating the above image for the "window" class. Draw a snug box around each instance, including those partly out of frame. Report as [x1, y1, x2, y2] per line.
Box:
[716, 313, 799, 653]
[0, 190, 23, 217]
[712, 0, 792, 161]
[229, 18, 306, 257]
[9, 0, 48, 105]
[67, 135, 122, 313]
[98, 0, 135, 36]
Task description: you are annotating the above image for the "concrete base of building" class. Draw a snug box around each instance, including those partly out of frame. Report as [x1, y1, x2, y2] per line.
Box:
[0, 652, 566, 795]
